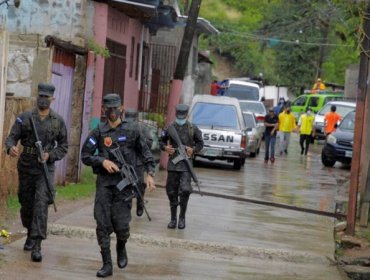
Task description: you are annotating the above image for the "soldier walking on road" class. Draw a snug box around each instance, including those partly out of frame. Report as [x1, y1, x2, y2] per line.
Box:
[5, 83, 68, 262]
[160, 104, 203, 230]
[124, 108, 154, 217]
[81, 94, 156, 278]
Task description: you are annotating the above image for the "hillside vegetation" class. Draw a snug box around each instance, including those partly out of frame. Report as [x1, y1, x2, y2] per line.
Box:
[196, 0, 363, 93]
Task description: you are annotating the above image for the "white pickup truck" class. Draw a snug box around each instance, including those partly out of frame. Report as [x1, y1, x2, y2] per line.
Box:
[188, 95, 248, 170]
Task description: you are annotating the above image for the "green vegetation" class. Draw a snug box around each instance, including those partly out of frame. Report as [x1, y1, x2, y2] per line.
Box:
[55, 168, 96, 201]
[199, 0, 365, 93]
[87, 38, 110, 58]
[146, 112, 165, 128]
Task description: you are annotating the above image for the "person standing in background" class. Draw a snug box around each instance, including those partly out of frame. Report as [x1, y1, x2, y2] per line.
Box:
[277, 106, 296, 155]
[210, 80, 220, 96]
[297, 107, 315, 155]
[324, 105, 341, 138]
[264, 108, 279, 163]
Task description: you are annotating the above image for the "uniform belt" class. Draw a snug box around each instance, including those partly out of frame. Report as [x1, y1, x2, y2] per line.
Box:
[23, 146, 37, 154]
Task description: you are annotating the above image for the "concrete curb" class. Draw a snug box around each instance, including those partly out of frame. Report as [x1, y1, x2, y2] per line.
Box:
[48, 223, 333, 265]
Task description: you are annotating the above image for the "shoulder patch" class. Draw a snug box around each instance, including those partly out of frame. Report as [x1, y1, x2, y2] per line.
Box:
[16, 117, 23, 124]
[88, 137, 97, 145]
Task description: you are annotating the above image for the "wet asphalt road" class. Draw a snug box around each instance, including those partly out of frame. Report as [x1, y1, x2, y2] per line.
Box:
[0, 134, 351, 279]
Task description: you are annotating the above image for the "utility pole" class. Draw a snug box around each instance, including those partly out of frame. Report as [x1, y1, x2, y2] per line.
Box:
[346, 3, 370, 235]
[164, 0, 202, 126]
[159, 0, 202, 168]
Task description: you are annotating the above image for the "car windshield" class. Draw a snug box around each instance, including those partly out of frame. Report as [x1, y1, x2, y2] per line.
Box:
[318, 104, 355, 116]
[243, 113, 256, 128]
[225, 84, 259, 101]
[239, 102, 265, 114]
[339, 111, 355, 131]
[191, 103, 240, 129]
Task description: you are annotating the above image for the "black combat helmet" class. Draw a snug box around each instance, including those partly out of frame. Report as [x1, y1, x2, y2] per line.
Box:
[175, 104, 189, 119]
[103, 93, 121, 108]
[125, 108, 138, 121]
[38, 83, 55, 97]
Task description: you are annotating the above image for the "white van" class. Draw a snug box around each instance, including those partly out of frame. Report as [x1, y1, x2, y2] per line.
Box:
[223, 79, 265, 102]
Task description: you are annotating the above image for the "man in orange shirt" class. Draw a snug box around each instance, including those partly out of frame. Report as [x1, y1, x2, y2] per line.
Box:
[210, 80, 220, 96]
[324, 105, 341, 136]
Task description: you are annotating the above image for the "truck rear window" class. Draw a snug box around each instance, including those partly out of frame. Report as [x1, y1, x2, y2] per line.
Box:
[225, 85, 259, 101]
[191, 103, 239, 129]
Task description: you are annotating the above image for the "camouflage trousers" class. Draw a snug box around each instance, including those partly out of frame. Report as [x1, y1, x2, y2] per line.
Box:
[94, 185, 132, 249]
[18, 170, 54, 240]
[165, 171, 192, 208]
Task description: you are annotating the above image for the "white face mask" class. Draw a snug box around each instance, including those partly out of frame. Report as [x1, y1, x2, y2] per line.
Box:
[307, 110, 312, 115]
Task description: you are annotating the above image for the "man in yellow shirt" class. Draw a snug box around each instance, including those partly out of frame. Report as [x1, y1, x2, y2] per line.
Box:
[312, 78, 326, 91]
[297, 107, 315, 155]
[277, 106, 296, 155]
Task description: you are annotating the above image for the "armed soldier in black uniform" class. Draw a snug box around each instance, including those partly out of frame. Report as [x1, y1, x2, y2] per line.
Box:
[160, 104, 203, 230]
[5, 83, 68, 262]
[124, 108, 154, 217]
[81, 94, 156, 278]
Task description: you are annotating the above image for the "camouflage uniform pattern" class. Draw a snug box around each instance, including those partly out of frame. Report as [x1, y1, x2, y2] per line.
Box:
[160, 122, 203, 209]
[125, 111, 154, 211]
[81, 120, 156, 248]
[5, 109, 68, 239]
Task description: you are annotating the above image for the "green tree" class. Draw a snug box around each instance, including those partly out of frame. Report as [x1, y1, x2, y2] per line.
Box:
[199, 0, 362, 91]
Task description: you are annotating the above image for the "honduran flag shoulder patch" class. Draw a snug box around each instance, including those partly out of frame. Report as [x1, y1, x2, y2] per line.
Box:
[88, 137, 97, 146]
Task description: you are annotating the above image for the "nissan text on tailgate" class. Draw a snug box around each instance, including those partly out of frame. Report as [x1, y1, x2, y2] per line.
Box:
[188, 95, 247, 170]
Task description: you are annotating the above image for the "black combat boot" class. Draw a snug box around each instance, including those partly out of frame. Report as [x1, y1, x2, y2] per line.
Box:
[167, 205, 177, 229]
[23, 230, 35, 251]
[96, 248, 113, 278]
[178, 205, 187, 230]
[31, 238, 42, 262]
[136, 199, 144, 217]
[116, 239, 128, 269]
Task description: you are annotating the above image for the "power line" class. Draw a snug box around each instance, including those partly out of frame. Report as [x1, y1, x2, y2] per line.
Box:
[215, 29, 354, 48]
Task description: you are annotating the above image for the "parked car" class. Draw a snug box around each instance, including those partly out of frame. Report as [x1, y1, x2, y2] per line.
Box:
[290, 92, 344, 121]
[188, 95, 248, 170]
[321, 110, 355, 167]
[238, 100, 267, 124]
[242, 111, 264, 157]
[223, 79, 265, 102]
[314, 100, 356, 139]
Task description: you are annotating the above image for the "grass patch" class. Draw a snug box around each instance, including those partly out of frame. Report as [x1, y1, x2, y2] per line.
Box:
[56, 168, 96, 201]
[5, 168, 97, 213]
[6, 196, 19, 217]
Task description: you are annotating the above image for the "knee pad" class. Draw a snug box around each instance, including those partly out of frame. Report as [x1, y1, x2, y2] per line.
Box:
[116, 230, 130, 242]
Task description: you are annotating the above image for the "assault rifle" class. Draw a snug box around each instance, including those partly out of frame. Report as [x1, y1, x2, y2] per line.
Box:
[29, 116, 57, 212]
[167, 125, 202, 196]
[109, 143, 152, 221]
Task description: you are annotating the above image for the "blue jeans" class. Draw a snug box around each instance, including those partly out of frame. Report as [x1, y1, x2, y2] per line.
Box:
[264, 134, 276, 160]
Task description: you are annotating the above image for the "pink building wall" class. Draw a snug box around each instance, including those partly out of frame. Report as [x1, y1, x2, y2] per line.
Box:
[91, 2, 149, 125]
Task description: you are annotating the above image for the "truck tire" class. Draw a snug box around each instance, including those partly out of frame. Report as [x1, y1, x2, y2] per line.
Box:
[321, 151, 335, 167]
[233, 159, 242, 170]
